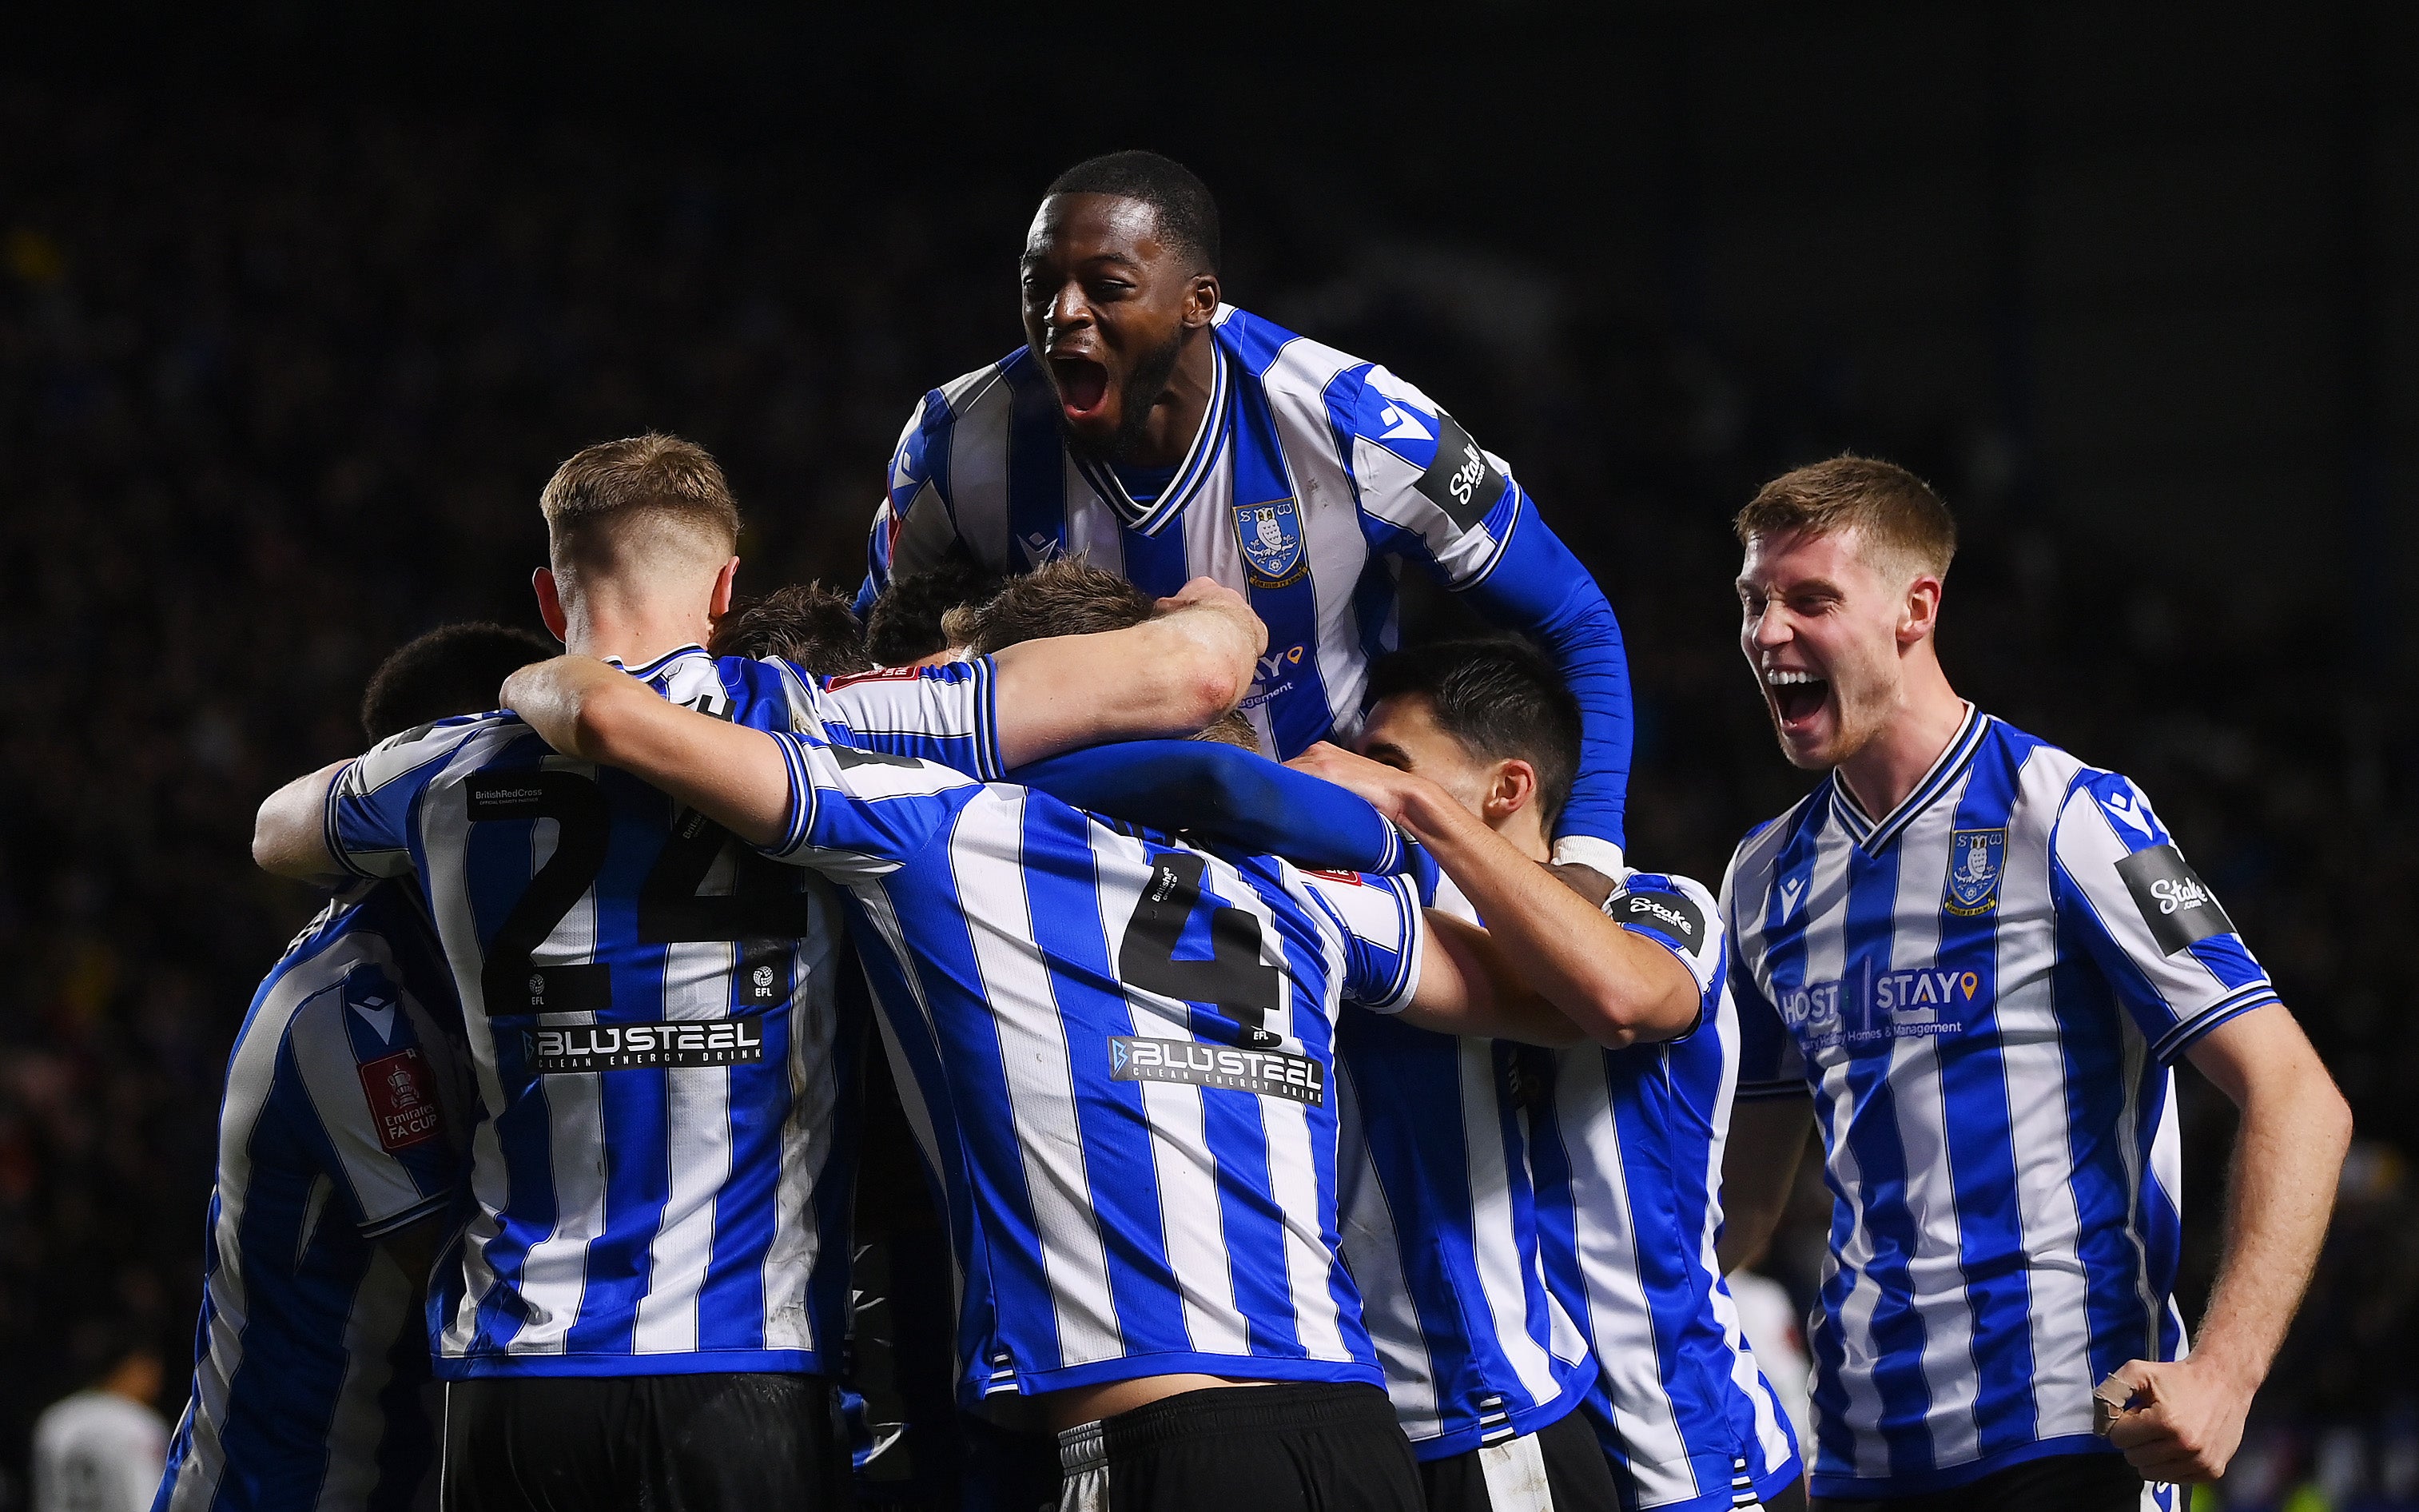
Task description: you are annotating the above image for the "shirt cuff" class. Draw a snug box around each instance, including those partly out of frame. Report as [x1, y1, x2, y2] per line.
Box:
[1550, 835, 1626, 881]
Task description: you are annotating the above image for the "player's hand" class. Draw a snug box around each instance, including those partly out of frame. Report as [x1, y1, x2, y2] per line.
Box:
[502, 655, 628, 761]
[1156, 577, 1269, 659]
[2095, 1357, 2254, 1483]
[1285, 742, 1431, 824]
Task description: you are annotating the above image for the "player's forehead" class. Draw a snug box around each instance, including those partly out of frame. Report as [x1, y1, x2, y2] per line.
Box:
[1361, 693, 1468, 763]
[1021, 193, 1167, 268]
[1736, 525, 1872, 593]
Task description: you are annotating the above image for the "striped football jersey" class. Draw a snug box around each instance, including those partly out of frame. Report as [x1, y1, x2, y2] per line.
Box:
[1727, 705, 2274, 1502]
[1526, 875, 1802, 1512]
[1332, 871, 1597, 1460]
[759, 727, 1425, 1407]
[858, 302, 1634, 863]
[158, 883, 467, 1512]
[323, 647, 1000, 1379]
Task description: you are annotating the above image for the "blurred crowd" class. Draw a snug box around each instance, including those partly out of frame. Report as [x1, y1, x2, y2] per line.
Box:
[1, 79, 2412, 1507]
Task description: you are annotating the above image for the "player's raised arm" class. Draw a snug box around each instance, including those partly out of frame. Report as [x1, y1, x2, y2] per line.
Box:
[253, 760, 353, 881]
[1337, 368, 1634, 877]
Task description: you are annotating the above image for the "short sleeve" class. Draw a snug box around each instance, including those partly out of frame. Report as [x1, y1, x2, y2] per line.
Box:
[808, 657, 1002, 781]
[1331, 365, 1522, 588]
[1299, 869, 1424, 1013]
[325, 716, 492, 880]
[763, 727, 985, 883]
[1721, 845, 1808, 1100]
[2050, 770, 2281, 1064]
[284, 957, 460, 1237]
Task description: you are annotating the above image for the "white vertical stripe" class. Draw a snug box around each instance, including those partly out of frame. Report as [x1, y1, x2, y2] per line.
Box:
[1260, 1086, 1350, 1362]
[1458, 1040, 1564, 1406]
[762, 885, 842, 1353]
[945, 371, 1011, 567]
[632, 936, 734, 1355]
[952, 790, 1124, 1367]
[314, 1249, 413, 1510]
[1883, 786, 1981, 1466]
[1814, 1048, 1892, 1480]
[1554, 1049, 1697, 1505]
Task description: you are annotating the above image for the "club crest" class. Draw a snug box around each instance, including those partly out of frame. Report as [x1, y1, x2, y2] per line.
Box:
[1942, 828, 2007, 916]
[1234, 498, 1307, 587]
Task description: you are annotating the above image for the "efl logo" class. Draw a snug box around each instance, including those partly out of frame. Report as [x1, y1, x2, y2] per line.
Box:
[358, 1048, 441, 1152]
[523, 1017, 766, 1073]
[1108, 1036, 1324, 1106]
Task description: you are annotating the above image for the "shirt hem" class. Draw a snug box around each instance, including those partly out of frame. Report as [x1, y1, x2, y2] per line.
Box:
[975, 1351, 1382, 1403]
[435, 1347, 822, 1380]
[1808, 1434, 2117, 1498]
[1404, 1367, 1593, 1462]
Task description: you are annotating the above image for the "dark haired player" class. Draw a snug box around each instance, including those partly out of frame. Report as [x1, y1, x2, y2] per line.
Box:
[858, 149, 1637, 889]
[1293, 643, 1804, 1512]
[864, 558, 1003, 668]
[1713, 458, 2345, 1510]
[157, 620, 554, 1512]
[709, 583, 874, 678]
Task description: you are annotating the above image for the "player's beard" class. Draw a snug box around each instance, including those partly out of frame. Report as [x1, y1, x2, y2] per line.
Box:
[1088, 327, 1185, 464]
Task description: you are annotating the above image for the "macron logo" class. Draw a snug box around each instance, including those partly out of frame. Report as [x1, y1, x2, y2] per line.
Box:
[351, 995, 396, 1044]
[1376, 403, 1432, 443]
[1779, 877, 1806, 917]
[2102, 790, 2153, 837]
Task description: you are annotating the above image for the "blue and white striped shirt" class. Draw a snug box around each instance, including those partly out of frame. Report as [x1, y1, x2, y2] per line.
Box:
[761, 730, 1424, 1407]
[1727, 706, 2275, 1500]
[858, 303, 1635, 861]
[1526, 875, 1802, 1512]
[1333, 873, 1597, 1460]
[324, 649, 999, 1379]
[158, 885, 467, 1512]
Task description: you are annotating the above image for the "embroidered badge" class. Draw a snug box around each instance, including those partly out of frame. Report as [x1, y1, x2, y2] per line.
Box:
[1233, 498, 1308, 587]
[1942, 828, 2007, 916]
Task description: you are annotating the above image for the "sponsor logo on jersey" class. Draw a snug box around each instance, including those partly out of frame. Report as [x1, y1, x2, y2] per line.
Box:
[1942, 828, 2008, 916]
[1241, 644, 1306, 712]
[1234, 497, 1308, 587]
[1772, 965, 1983, 1052]
[1108, 1035, 1324, 1105]
[825, 665, 925, 688]
[2115, 844, 2234, 955]
[1778, 875, 1807, 918]
[1608, 885, 1705, 945]
[523, 1017, 767, 1073]
[1414, 412, 1510, 529]
[359, 1048, 442, 1151]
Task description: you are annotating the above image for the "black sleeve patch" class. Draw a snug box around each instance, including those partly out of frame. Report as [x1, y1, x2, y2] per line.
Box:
[1606, 887, 1707, 953]
[2114, 844, 2235, 955]
[1415, 410, 1511, 529]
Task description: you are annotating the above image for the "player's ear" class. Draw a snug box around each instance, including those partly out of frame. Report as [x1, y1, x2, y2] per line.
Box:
[1900, 572, 1944, 647]
[534, 567, 570, 644]
[709, 556, 741, 623]
[1184, 271, 1220, 328]
[1484, 758, 1538, 825]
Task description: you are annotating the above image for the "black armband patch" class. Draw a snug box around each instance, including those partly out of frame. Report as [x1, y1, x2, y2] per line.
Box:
[1416, 411, 1511, 529]
[2115, 844, 2235, 955]
[1605, 886, 1707, 952]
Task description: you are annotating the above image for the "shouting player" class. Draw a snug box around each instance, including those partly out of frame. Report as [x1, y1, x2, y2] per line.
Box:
[857, 150, 1636, 887]
[496, 567, 1662, 1512]
[1292, 643, 1804, 1512]
[249, 435, 1267, 1510]
[1713, 459, 2349, 1510]
[159, 621, 554, 1512]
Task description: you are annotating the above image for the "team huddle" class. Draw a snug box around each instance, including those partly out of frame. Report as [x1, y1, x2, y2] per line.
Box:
[155, 153, 2349, 1512]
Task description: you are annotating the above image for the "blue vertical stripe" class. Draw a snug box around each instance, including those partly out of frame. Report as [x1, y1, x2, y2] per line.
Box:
[1001, 350, 1066, 571]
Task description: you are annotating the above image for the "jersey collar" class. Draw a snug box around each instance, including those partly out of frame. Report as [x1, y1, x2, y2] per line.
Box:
[1070, 341, 1232, 537]
[1827, 702, 1987, 853]
[603, 644, 708, 679]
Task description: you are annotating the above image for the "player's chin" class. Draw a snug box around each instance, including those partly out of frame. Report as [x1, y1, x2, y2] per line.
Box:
[1767, 697, 1840, 770]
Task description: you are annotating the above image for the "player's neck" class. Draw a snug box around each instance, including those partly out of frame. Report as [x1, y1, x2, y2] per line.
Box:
[561, 597, 714, 668]
[1122, 327, 1218, 468]
[1834, 658, 1968, 820]
[1490, 804, 1552, 865]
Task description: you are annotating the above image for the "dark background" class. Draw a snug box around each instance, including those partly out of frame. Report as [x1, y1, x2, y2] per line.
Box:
[2, 2, 2413, 1505]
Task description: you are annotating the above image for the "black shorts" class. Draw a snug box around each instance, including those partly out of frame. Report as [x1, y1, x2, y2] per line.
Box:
[1414, 1406, 1624, 1512]
[442, 1371, 850, 1511]
[1811, 1450, 2145, 1512]
[1055, 1382, 1422, 1512]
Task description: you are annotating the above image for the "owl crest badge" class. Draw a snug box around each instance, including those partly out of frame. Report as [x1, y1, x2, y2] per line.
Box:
[1235, 498, 1308, 587]
[1942, 828, 2008, 916]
